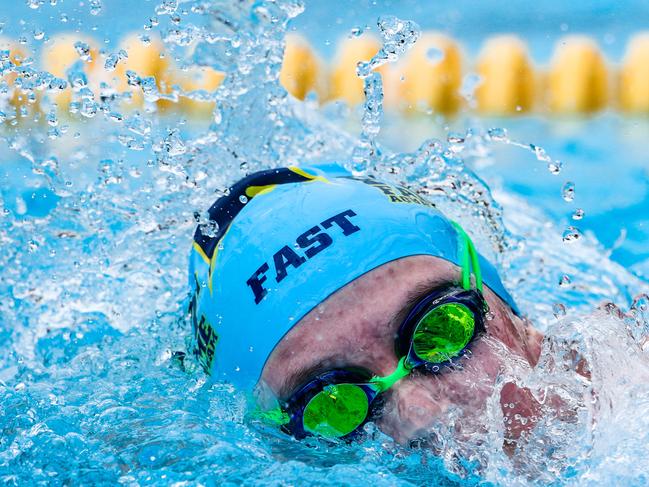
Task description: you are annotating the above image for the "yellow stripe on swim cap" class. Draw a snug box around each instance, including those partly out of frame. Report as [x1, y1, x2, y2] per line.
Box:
[288, 166, 329, 184]
[192, 241, 210, 265]
[208, 224, 232, 296]
[245, 184, 278, 198]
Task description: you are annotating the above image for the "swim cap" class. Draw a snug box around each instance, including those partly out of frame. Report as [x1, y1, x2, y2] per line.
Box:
[188, 164, 518, 388]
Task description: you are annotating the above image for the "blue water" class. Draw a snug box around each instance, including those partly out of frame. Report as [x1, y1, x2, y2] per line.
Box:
[380, 115, 649, 277]
[1, 1, 649, 485]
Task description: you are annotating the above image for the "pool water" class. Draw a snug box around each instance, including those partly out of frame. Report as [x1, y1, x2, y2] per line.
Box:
[1, 1, 649, 485]
[379, 114, 649, 274]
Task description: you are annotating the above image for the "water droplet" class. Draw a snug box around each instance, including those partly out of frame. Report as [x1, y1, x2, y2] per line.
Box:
[562, 226, 582, 243]
[552, 303, 567, 318]
[487, 127, 508, 141]
[80, 100, 98, 118]
[109, 112, 123, 123]
[426, 47, 444, 64]
[155, 0, 178, 15]
[547, 160, 562, 175]
[46, 111, 58, 127]
[48, 127, 61, 139]
[28, 239, 39, 252]
[460, 73, 483, 101]
[74, 41, 92, 62]
[562, 181, 575, 202]
[104, 53, 121, 71]
[162, 130, 186, 156]
[349, 26, 362, 38]
[144, 17, 158, 30]
[33, 28, 45, 41]
[89, 0, 102, 15]
[239, 195, 248, 204]
[530, 144, 551, 162]
[572, 208, 584, 220]
[447, 132, 464, 144]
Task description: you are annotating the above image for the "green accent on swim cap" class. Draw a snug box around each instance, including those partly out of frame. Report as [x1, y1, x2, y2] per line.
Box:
[188, 164, 519, 388]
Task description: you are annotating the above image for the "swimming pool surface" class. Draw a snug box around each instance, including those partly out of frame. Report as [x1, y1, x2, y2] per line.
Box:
[1, 1, 649, 485]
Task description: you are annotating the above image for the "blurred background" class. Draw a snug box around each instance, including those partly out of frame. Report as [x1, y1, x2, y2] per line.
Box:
[1, 0, 648, 276]
[3, 0, 649, 59]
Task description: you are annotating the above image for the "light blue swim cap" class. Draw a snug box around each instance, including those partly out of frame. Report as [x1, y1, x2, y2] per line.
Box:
[188, 164, 518, 388]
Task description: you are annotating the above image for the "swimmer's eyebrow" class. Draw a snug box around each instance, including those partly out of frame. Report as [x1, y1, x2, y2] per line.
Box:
[279, 358, 341, 400]
[389, 277, 451, 334]
[278, 276, 452, 399]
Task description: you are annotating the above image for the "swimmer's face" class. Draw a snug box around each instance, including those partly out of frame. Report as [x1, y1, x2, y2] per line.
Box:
[261, 255, 543, 445]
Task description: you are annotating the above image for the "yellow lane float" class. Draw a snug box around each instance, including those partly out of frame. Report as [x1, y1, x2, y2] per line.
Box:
[619, 33, 649, 113]
[41, 33, 101, 110]
[547, 36, 608, 114]
[280, 33, 326, 101]
[0, 37, 35, 120]
[476, 35, 535, 115]
[8, 31, 649, 117]
[328, 34, 382, 105]
[398, 33, 462, 115]
[115, 33, 172, 110]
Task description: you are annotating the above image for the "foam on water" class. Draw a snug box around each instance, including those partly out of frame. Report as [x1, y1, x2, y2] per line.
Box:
[1, 0, 649, 485]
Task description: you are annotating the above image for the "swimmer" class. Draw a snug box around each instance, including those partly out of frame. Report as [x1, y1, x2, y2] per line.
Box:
[187, 164, 544, 447]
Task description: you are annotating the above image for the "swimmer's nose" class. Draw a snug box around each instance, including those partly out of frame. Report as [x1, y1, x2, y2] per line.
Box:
[374, 374, 447, 445]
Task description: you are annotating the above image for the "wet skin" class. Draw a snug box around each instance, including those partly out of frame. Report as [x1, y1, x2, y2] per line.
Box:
[261, 255, 544, 445]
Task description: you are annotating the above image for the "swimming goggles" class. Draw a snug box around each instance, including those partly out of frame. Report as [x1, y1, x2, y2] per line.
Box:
[254, 222, 488, 440]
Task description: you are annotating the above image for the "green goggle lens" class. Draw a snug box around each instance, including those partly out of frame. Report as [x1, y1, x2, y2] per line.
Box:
[302, 383, 369, 438]
[412, 302, 475, 363]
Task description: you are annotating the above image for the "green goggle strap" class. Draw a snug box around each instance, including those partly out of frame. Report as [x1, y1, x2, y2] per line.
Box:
[450, 221, 483, 293]
[248, 400, 291, 426]
[252, 222, 482, 429]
